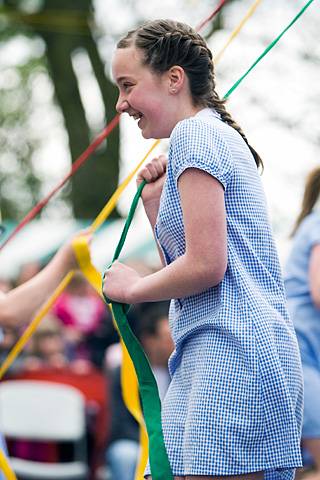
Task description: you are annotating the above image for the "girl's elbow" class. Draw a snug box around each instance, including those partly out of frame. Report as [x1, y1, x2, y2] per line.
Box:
[0, 311, 15, 328]
[212, 261, 227, 285]
[201, 258, 227, 287]
[0, 301, 18, 328]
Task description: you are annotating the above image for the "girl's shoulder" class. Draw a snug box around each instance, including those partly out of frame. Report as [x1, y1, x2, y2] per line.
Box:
[171, 115, 219, 138]
[170, 115, 231, 155]
[168, 116, 234, 188]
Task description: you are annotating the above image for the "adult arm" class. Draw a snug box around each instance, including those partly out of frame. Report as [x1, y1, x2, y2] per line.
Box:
[0, 234, 88, 327]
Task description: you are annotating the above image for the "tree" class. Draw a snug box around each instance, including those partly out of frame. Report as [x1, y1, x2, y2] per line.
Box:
[0, 27, 43, 219]
[1, 0, 120, 219]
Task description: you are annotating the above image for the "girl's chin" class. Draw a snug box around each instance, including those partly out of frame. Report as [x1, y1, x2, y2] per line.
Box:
[138, 118, 150, 138]
[140, 124, 154, 139]
[140, 126, 170, 139]
[141, 129, 153, 139]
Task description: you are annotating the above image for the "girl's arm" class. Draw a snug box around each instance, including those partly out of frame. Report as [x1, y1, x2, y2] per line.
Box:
[0, 233, 89, 327]
[309, 244, 320, 308]
[104, 168, 227, 303]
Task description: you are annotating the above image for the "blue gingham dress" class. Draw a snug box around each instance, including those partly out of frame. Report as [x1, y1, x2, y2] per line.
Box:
[145, 108, 303, 479]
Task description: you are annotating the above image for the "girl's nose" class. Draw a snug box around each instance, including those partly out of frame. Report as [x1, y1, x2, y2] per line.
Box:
[116, 98, 129, 114]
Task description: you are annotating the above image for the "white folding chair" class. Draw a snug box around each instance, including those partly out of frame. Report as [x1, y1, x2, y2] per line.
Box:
[0, 380, 88, 479]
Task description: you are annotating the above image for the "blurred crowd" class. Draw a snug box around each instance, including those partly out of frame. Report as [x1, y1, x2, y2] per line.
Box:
[0, 258, 173, 480]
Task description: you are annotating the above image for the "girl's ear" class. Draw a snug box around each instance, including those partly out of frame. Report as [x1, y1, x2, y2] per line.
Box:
[168, 66, 185, 93]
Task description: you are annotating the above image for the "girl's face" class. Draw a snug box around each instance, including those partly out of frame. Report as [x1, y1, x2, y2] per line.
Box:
[112, 46, 175, 139]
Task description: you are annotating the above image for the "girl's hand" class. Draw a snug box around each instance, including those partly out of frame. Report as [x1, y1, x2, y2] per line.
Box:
[137, 154, 167, 206]
[103, 261, 142, 304]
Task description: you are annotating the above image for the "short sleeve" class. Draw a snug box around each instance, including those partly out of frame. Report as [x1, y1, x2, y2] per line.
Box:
[169, 118, 234, 189]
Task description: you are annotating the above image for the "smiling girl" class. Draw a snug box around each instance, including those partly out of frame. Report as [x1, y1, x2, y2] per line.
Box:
[103, 19, 303, 480]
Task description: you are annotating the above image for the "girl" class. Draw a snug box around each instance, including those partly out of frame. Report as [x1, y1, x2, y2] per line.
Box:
[285, 167, 320, 480]
[103, 19, 303, 480]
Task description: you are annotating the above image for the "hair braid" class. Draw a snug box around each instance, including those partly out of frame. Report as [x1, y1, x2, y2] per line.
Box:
[210, 95, 263, 170]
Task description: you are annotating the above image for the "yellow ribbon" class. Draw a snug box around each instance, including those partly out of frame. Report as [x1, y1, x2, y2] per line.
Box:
[0, 139, 160, 479]
[90, 139, 160, 233]
[213, 0, 262, 64]
[0, 449, 17, 480]
[0, 137, 161, 381]
[72, 235, 149, 478]
[0, 271, 74, 381]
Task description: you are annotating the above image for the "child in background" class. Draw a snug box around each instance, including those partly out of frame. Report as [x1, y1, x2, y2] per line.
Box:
[24, 314, 68, 370]
[285, 167, 320, 480]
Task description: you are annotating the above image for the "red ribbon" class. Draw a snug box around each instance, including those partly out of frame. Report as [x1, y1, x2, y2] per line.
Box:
[0, 1, 230, 252]
[195, 0, 230, 32]
[0, 114, 120, 252]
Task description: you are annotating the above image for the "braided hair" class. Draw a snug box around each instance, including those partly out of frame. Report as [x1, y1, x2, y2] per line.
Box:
[117, 19, 263, 170]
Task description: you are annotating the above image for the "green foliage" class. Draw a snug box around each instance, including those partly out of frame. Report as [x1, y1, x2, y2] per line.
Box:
[0, 36, 45, 219]
[0, 0, 120, 220]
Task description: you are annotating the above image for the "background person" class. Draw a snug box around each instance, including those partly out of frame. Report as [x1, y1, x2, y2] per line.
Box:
[0, 232, 90, 329]
[0, 230, 90, 478]
[285, 167, 320, 480]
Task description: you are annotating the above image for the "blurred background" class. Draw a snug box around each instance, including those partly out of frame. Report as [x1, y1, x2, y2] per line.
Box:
[0, 1, 319, 479]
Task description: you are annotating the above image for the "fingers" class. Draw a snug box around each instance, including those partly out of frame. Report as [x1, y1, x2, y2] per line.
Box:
[137, 154, 167, 184]
[103, 260, 118, 279]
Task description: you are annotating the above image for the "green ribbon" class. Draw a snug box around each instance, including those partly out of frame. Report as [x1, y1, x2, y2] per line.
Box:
[103, 180, 173, 480]
[224, 0, 315, 99]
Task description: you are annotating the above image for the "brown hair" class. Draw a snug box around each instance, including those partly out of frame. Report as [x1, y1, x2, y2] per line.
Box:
[117, 19, 263, 170]
[291, 167, 320, 236]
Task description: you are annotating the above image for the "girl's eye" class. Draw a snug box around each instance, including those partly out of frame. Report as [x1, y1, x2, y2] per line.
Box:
[123, 83, 133, 91]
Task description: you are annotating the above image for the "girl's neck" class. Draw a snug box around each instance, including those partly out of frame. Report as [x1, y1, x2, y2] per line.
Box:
[172, 103, 205, 126]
